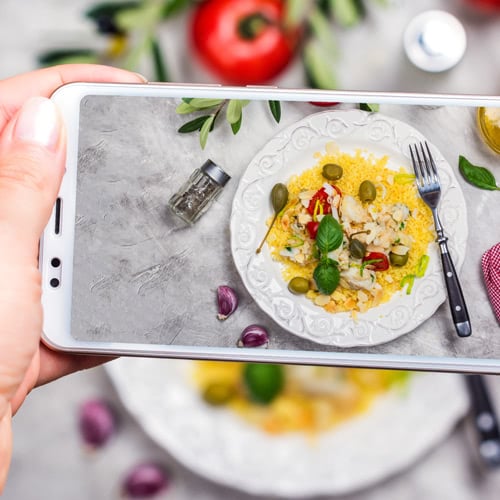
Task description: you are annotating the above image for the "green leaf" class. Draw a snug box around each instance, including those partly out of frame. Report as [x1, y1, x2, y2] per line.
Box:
[231, 113, 243, 134]
[269, 100, 281, 123]
[151, 38, 169, 81]
[313, 261, 340, 295]
[360, 103, 380, 112]
[199, 115, 215, 149]
[303, 40, 337, 90]
[189, 98, 224, 109]
[226, 99, 243, 124]
[285, 0, 313, 27]
[178, 115, 211, 133]
[458, 155, 500, 191]
[161, 0, 192, 18]
[176, 102, 198, 114]
[315, 215, 343, 254]
[309, 6, 337, 55]
[85, 1, 140, 21]
[115, 2, 163, 31]
[329, 0, 363, 27]
[38, 49, 98, 66]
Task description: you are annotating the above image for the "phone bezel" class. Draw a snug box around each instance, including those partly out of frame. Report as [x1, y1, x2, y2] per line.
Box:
[42, 82, 500, 373]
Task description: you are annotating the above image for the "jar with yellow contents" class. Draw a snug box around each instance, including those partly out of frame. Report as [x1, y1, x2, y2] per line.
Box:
[478, 107, 500, 154]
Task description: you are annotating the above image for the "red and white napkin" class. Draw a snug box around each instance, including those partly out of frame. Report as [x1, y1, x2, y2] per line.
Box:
[482, 243, 500, 323]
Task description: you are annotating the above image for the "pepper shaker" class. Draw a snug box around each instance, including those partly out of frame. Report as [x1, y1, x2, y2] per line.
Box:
[168, 159, 231, 224]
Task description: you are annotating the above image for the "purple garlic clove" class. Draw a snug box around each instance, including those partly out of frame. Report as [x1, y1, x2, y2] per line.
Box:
[237, 325, 269, 348]
[123, 463, 170, 498]
[217, 285, 238, 320]
[79, 399, 116, 448]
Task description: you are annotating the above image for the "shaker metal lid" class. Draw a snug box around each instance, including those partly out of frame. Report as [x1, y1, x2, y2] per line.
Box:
[404, 10, 467, 73]
[201, 159, 231, 186]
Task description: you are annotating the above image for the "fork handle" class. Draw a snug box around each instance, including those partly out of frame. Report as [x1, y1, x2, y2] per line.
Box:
[438, 237, 472, 337]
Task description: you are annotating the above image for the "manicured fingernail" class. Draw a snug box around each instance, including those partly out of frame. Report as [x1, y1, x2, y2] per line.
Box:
[13, 97, 61, 151]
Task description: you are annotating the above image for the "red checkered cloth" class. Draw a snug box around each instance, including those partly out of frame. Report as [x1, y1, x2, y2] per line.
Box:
[482, 243, 500, 323]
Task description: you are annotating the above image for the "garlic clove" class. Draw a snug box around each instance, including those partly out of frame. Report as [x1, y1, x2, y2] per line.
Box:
[123, 463, 169, 498]
[237, 325, 269, 348]
[79, 399, 116, 449]
[217, 285, 238, 320]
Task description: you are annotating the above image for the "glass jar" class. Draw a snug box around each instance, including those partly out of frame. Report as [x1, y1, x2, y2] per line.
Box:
[478, 107, 500, 155]
[168, 160, 231, 224]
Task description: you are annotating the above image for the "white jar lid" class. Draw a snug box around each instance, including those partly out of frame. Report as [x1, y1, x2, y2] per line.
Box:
[404, 10, 467, 72]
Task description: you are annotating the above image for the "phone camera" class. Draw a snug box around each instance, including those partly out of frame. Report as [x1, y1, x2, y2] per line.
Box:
[51, 257, 61, 268]
[50, 278, 60, 288]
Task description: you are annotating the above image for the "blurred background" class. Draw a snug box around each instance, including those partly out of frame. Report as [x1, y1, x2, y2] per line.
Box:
[2, 0, 500, 499]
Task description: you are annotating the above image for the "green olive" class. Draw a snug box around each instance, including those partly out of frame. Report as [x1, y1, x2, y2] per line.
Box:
[322, 163, 343, 181]
[202, 382, 236, 406]
[389, 252, 409, 267]
[358, 180, 377, 202]
[288, 277, 310, 295]
[349, 239, 366, 260]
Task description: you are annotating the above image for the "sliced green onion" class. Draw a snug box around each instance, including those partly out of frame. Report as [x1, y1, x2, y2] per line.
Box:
[360, 258, 383, 276]
[400, 274, 415, 295]
[416, 255, 430, 278]
[287, 236, 304, 248]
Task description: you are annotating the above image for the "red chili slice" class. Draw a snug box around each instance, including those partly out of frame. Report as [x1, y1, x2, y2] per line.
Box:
[306, 221, 319, 239]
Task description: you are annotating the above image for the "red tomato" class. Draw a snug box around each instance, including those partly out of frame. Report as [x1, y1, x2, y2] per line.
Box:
[191, 0, 298, 84]
[306, 186, 342, 217]
[463, 0, 500, 11]
[362, 252, 390, 271]
[306, 221, 319, 239]
[309, 102, 340, 107]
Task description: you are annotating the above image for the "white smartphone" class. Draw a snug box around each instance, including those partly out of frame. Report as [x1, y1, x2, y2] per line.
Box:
[42, 82, 500, 373]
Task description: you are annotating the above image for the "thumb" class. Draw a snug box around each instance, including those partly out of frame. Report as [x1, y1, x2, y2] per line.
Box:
[0, 97, 65, 262]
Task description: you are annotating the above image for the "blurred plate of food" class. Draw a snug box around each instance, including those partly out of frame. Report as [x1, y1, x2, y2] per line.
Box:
[230, 109, 467, 347]
[106, 358, 468, 497]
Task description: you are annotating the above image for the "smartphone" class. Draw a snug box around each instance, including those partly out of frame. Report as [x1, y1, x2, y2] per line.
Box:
[42, 82, 500, 373]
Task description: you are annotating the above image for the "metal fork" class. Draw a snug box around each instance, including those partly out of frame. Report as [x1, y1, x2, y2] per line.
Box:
[409, 142, 471, 338]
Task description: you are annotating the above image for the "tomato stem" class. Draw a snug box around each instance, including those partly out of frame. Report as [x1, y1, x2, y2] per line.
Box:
[238, 13, 272, 40]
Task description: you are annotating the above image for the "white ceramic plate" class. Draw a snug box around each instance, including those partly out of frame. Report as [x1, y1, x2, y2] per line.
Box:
[106, 358, 468, 497]
[230, 110, 467, 347]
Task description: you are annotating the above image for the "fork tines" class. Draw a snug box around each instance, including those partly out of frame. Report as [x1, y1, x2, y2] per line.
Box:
[409, 141, 440, 187]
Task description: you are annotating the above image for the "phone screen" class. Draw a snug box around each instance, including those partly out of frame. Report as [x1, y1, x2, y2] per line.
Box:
[73, 94, 499, 362]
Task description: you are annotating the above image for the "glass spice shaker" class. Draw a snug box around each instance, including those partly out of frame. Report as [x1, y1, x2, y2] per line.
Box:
[168, 159, 231, 224]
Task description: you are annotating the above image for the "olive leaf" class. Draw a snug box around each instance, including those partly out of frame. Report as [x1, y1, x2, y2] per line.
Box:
[151, 37, 168, 81]
[458, 155, 500, 191]
[269, 101, 281, 123]
[309, 6, 337, 55]
[38, 49, 99, 66]
[199, 116, 215, 149]
[285, 0, 314, 27]
[86, 1, 140, 22]
[360, 103, 380, 112]
[328, 0, 364, 27]
[161, 0, 192, 18]
[231, 114, 243, 135]
[226, 99, 249, 124]
[313, 260, 340, 295]
[189, 98, 224, 109]
[176, 102, 198, 114]
[178, 115, 212, 133]
[304, 39, 338, 89]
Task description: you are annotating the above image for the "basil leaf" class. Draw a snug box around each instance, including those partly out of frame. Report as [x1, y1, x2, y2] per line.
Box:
[458, 155, 500, 191]
[199, 115, 215, 149]
[316, 215, 343, 254]
[178, 115, 211, 133]
[269, 100, 281, 123]
[313, 261, 340, 295]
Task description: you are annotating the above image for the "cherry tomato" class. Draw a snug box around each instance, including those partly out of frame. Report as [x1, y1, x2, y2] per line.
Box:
[306, 221, 319, 239]
[362, 252, 390, 271]
[306, 186, 342, 217]
[191, 0, 298, 85]
[309, 102, 340, 107]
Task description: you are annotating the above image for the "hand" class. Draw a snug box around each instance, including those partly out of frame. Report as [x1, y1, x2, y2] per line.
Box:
[0, 65, 146, 489]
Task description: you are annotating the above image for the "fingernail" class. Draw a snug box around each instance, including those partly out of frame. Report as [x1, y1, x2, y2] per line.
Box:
[13, 97, 61, 151]
[134, 72, 148, 83]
